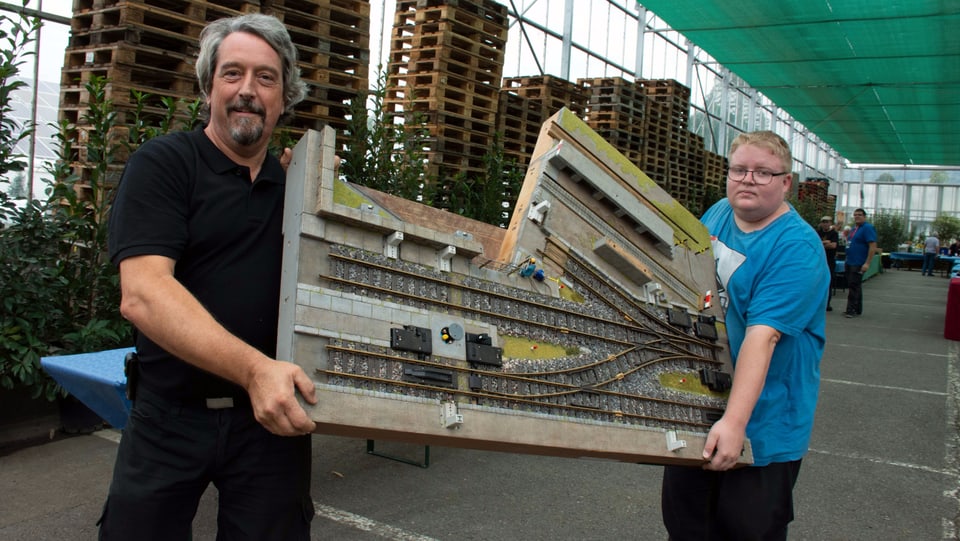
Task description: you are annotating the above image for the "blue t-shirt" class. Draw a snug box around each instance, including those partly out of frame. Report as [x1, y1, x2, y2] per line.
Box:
[701, 199, 828, 466]
[845, 222, 877, 266]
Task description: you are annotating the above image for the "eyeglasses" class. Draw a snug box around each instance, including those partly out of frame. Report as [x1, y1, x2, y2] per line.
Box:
[727, 167, 788, 185]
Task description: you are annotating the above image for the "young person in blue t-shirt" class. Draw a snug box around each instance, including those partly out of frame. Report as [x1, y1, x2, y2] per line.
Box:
[844, 208, 878, 316]
[661, 131, 829, 540]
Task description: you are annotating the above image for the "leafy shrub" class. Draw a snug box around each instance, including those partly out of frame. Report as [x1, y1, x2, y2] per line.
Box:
[932, 214, 960, 244]
[871, 210, 908, 253]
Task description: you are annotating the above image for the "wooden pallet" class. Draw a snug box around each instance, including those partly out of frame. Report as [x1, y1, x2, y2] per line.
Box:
[61, 43, 197, 93]
[498, 91, 547, 123]
[503, 75, 582, 95]
[426, 149, 487, 173]
[388, 77, 498, 111]
[395, 0, 508, 28]
[636, 78, 691, 99]
[266, 0, 371, 24]
[584, 107, 644, 126]
[585, 92, 646, 111]
[578, 76, 634, 90]
[60, 77, 195, 116]
[71, 0, 260, 47]
[392, 22, 505, 57]
[297, 89, 362, 122]
[72, 0, 257, 17]
[588, 126, 644, 151]
[579, 78, 647, 127]
[393, 17, 506, 56]
[503, 75, 588, 116]
[389, 48, 502, 86]
[429, 119, 494, 143]
[420, 109, 501, 134]
[497, 91, 545, 165]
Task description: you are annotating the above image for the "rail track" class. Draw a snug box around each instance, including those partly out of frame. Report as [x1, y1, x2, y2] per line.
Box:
[316, 245, 727, 432]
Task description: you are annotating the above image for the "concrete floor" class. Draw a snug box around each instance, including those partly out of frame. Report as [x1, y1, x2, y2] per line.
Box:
[2, 267, 958, 540]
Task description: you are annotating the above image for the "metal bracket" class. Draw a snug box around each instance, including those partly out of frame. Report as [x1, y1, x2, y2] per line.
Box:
[441, 400, 463, 429]
[438, 245, 455, 272]
[527, 200, 551, 224]
[665, 430, 687, 452]
[384, 231, 403, 259]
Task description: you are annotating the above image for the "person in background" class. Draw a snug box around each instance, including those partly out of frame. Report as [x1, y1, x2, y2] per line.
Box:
[950, 239, 960, 257]
[661, 131, 828, 540]
[100, 13, 317, 539]
[818, 216, 839, 311]
[843, 209, 878, 318]
[835, 223, 847, 247]
[922, 234, 940, 276]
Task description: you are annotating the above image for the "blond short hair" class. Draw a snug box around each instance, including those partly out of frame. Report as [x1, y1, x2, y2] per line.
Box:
[729, 131, 792, 172]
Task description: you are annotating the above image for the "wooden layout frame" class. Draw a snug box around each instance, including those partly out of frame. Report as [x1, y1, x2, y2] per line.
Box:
[278, 110, 750, 466]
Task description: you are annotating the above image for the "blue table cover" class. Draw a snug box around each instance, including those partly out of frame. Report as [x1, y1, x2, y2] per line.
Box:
[41, 348, 134, 429]
[889, 252, 923, 262]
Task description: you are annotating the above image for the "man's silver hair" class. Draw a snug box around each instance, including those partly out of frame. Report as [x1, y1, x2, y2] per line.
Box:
[195, 13, 307, 116]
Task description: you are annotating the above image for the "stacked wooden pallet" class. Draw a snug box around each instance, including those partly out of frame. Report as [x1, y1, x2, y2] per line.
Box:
[636, 79, 703, 211]
[498, 75, 585, 168]
[63, 0, 253, 195]
[502, 75, 587, 117]
[265, 0, 371, 149]
[496, 90, 545, 168]
[61, 0, 369, 199]
[578, 76, 647, 167]
[798, 178, 831, 211]
[386, 0, 509, 179]
[702, 149, 728, 197]
[64, 0, 256, 125]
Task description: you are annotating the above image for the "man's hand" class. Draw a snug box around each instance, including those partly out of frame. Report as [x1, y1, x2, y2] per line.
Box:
[246, 361, 317, 436]
[701, 416, 745, 471]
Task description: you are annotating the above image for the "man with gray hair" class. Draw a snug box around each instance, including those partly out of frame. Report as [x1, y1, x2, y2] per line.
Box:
[100, 13, 315, 539]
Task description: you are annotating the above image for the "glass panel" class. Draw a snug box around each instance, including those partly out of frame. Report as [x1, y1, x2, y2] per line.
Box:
[943, 187, 958, 213]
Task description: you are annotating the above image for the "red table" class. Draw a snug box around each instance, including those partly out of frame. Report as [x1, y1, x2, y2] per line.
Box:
[945, 278, 960, 340]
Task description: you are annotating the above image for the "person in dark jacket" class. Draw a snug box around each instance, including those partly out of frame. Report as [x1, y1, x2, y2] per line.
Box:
[818, 216, 839, 311]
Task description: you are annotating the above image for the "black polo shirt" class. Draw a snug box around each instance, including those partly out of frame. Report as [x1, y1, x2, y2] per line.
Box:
[108, 127, 285, 399]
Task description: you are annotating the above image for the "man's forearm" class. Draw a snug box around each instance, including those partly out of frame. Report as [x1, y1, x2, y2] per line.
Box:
[119, 258, 272, 391]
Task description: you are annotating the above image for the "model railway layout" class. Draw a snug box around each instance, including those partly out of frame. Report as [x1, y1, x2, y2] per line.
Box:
[321, 246, 725, 430]
[277, 109, 752, 466]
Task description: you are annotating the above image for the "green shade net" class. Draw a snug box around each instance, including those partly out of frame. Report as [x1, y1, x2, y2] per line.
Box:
[639, 1, 960, 165]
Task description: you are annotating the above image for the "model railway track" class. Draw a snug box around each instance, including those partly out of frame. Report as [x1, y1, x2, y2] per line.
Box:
[315, 247, 727, 431]
[326, 252, 636, 343]
[323, 343, 723, 430]
[562, 255, 720, 352]
[325, 344, 715, 406]
[318, 367, 714, 430]
[325, 250, 719, 361]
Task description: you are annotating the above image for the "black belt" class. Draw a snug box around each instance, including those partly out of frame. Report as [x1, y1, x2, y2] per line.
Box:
[136, 384, 250, 410]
